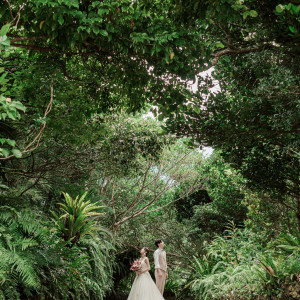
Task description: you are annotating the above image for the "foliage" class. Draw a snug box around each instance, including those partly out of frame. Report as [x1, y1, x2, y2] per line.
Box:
[200, 153, 248, 224]
[270, 231, 300, 255]
[0, 1, 299, 298]
[89, 138, 204, 229]
[164, 1, 300, 229]
[167, 52, 300, 228]
[0, 24, 26, 159]
[0, 204, 115, 299]
[174, 189, 211, 222]
[0, 207, 47, 297]
[51, 192, 104, 246]
[188, 204, 229, 239]
[1, 0, 206, 121]
[183, 224, 300, 299]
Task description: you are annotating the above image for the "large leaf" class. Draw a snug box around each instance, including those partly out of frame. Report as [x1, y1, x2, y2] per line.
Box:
[0, 24, 10, 37]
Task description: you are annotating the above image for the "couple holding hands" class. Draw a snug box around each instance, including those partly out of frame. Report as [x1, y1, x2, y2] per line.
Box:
[128, 239, 167, 300]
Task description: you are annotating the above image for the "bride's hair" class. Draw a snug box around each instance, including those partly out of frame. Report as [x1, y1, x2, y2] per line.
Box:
[143, 247, 150, 256]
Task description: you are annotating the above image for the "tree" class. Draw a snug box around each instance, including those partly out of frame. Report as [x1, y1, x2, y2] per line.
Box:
[166, 49, 300, 228]
[1, 0, 207, 119]
[90, 139, 204, 230]
[161, 1, 300, 229]
[174, 189, 212, 222]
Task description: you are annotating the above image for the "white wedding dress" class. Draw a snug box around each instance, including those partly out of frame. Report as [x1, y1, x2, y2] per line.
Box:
[127, 257, 165, 300]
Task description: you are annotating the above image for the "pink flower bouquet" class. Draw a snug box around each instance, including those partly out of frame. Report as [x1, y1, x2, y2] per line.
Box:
[130, 259, 142, 271]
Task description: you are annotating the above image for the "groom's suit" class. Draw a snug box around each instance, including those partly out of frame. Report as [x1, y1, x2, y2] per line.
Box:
[154, 248, 167, 295]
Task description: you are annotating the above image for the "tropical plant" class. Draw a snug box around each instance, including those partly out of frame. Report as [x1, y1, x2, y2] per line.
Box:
[0, 203, 115, 299]
[0, 206, 53, 299]
[51, 192, 104, 246]
[254, 252, 300, 298]
[271, 231, 300, 255]
[185, 224, 300, 299]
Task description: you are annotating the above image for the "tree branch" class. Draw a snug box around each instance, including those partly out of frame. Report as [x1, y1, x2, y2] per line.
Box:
[0, 76, 54, 160]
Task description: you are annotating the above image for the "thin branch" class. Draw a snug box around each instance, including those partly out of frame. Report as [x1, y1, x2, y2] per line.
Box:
[146, 181, 202, 214]
[113, 178, 176, 227]
[212, 46, 263, 59]
[211, 45, 274, 65]
[5, 0, 25, 28]
[10, 42, 56, 52]
[9, 36, 39, 43]
[114, 161, 153, 221]
[113, 152, 195, 228]
[213, 20, 235, 48]
[0, 76, 54, 160]
[18, 172, 44, 197]
[60, 63, 83, 81]
[5, 0, 14, 20]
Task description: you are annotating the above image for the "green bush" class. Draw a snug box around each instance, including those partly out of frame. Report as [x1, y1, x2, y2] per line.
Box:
[185, 224, 300, 299]
[0, 203, 114, 299]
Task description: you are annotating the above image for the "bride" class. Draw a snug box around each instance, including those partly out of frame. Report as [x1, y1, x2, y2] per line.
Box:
[128, 247, 165, 300]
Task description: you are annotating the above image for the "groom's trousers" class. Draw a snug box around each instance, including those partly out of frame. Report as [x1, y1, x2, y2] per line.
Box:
[155, 269, 167, 295]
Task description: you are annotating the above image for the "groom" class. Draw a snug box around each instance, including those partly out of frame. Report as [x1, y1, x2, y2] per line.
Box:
[154, 239, 168, 295]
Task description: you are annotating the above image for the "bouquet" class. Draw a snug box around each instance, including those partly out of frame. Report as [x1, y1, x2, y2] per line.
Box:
[130, 259, 142, 272]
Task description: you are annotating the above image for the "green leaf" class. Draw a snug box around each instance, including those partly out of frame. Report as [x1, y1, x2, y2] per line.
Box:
[275, 5, 284, 13]
[99, 29, 108, 37]
[249, 10, 258, 17]
[7, 111, 16, 120]
[13, 102, 26, 112]
[66, 0, 79, 8]
[0, 38, 10, 47]
[58, 15, 64, 25]
[11, 149, 22, 158]
[289, 26, 296, 33]
[0, 24, 10, 37]
[6, 139, 16, 147]
[93, 27, 100, 34]
[98, 8, 109, 16]
[92, 1, 101, 7]
[1, 148, 10, 157]
[193, 105, 200, 114]
[216, 42, 225, 48]
[243, 12, 249, 19]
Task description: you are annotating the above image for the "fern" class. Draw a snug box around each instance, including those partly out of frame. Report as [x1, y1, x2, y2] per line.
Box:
[0, 207, 47, 298]
[186, 225, 300, 299]
[0, 199, 115, 300]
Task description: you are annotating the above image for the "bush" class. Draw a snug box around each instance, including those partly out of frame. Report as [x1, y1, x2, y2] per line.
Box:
[188, 204, 229, 238]
[185, 224, 300, 299]
[0, 205, 114, 299]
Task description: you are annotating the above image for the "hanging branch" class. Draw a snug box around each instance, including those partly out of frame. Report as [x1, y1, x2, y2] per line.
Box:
[5, 0, 25, 29]
[0, 77, 54, 160]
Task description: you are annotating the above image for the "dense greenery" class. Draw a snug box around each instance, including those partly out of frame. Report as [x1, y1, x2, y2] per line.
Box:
[0, 0, 299, 299]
